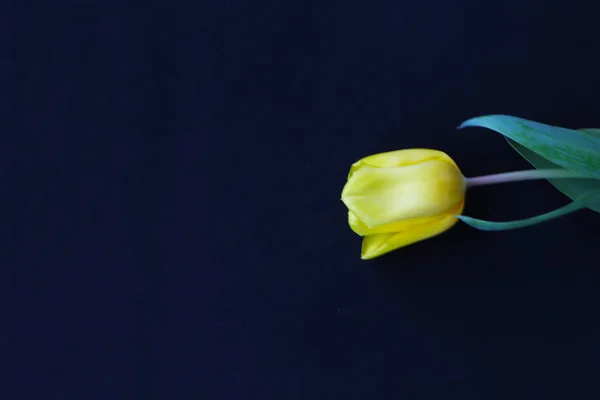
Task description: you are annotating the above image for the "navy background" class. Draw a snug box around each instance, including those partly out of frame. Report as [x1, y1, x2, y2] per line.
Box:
[3, 1, 600, 399]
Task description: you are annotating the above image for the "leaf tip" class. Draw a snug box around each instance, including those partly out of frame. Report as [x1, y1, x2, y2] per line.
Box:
[457, 114, 512, 131]
[457, 115, 490, 130]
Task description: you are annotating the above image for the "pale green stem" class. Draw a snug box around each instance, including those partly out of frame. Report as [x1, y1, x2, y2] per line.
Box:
[465, 168, 590, 188]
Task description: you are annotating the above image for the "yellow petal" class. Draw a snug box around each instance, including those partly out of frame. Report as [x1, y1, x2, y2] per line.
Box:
[349, 210, 443, 236]
[348, 149, 458, 179]
[342, 160, 465, 228]
[360, 211, 462, 260]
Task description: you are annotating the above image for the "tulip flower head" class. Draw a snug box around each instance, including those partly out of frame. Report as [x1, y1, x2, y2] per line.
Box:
[341, 149, 466, 259]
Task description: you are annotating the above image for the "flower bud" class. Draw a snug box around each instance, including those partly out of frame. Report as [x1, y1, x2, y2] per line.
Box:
[341, 149, 466, 259]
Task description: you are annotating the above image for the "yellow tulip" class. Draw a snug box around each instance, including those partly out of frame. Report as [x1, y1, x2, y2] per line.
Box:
[341, 149, 466, 259]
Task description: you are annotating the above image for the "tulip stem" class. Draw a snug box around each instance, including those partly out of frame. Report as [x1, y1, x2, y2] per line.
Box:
[465, 168, 590, 188]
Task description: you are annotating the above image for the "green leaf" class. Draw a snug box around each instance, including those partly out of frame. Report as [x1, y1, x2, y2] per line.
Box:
[458, 115, 600, 179]
[458, 192, 600, 231]
[457, 199, 586, 231]
[507, 129, 600, 213]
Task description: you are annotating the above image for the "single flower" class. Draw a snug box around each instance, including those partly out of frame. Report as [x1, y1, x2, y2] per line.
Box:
[341, 149, 466, 259]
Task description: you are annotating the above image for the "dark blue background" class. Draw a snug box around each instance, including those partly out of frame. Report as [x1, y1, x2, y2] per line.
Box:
[3, 1, 600, 399]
